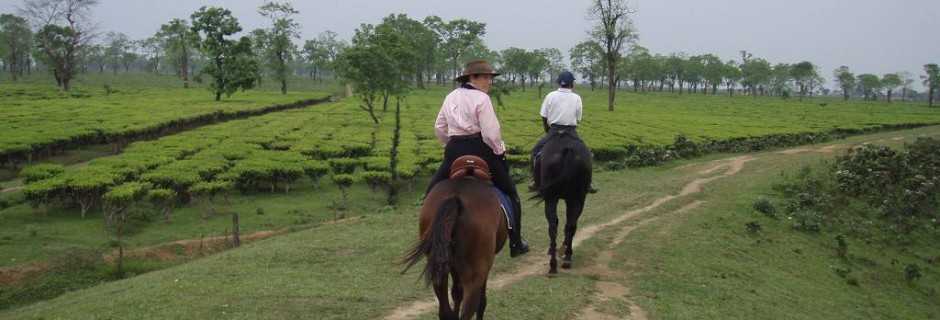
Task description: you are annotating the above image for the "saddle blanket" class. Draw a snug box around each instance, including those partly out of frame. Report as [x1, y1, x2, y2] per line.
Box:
[492, 187, 514, 230]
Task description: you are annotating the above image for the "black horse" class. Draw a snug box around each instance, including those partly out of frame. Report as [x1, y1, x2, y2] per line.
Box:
[532, 129, 592, 274]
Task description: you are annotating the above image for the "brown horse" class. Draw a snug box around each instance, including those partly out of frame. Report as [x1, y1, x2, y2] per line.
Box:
[403, 156, 509, 320]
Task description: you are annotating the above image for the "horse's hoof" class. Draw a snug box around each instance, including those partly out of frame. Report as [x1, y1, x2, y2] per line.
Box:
[561, 261, 572, 269]
[548, 267, 558, 275]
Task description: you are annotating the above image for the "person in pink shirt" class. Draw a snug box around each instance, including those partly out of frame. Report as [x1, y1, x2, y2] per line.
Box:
[426, 59, 529, 257]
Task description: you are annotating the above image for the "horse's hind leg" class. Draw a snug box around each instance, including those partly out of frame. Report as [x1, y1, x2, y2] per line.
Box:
[451, 271, 463, 316]
[544, 198, 560, 274]
[458, 278, 483, 320]
[562, 196, 586, 269]
[434, 277, 457, 320]
[475, 282, 488, 320]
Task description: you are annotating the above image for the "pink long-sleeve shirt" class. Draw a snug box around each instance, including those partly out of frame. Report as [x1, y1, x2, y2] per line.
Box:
[434, 87, 506, 155]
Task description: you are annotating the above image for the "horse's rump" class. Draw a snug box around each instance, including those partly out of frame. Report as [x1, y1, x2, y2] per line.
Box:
[539, 133, 592, 198]
[403, 178, 508, 286]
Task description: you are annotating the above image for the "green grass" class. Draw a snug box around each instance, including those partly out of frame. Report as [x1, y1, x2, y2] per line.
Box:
[4, 76, 940, 317]
[4, 126, 938, 319]
[617, 130, 940, 319]
[0, 73, 333, 158]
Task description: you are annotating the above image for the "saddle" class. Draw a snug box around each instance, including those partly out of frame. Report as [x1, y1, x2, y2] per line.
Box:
[448, 156, 513, 229]
[449, 155, 492, 181]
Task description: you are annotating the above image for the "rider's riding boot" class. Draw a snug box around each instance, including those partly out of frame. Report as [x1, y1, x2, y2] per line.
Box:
[510, 229, 529, 257]
[509, 197, 529, 257]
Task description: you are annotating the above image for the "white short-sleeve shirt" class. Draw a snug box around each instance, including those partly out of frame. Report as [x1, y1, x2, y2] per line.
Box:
[539, 88, 582, 126]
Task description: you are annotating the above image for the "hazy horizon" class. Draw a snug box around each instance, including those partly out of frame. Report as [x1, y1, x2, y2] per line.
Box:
[2, 0, 937, 90]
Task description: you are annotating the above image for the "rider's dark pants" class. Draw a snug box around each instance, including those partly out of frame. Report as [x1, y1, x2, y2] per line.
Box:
[426, 134, 523, 244]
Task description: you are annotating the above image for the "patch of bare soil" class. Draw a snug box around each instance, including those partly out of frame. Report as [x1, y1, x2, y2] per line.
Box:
[0, 229, 285, 287]
[0, 262, 48, 286]
[573, 201, 704, 320]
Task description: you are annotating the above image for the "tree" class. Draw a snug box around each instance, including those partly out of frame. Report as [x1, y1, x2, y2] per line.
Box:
[526, 49, 550, 89]
[424, 16, 485, 87]
[722, 60, 742, 96]
[627, 46, 658, 92]
[336, 24, 397, 124]
[569, 40, 604, 91]
[0, 14, 32, 81]
[302, 31, 346, 82]
[102, 182, 150, 275]
[102, 32, 130, 73]
[190, 6, 260, 101]
[588, 0, 637, 111]
[769, 63, 791, 97]
[899, 71, 915, 101]
[790, 61, 817, 101]
[665, 53, 686, 93]
[379, 14, 435, 91]
[700, 54, 724, 94]
[140, 36, 163, 73]
[84, 43, 105, 72]
[258, 1, 299, 94]
[923, 64, 939, 107]
[740, 57, 771, 96]
[499, 47, 530, 89]
[303, 39, 327, 81]
[880, 73, 902, 103]
[336, 16, 418, 204]
[856, 73, 881, 101]
[23, 0, 99, 91]
[833, 66, 855, 101]
[157, 18, 198, 88]
[683, 55, 704, 94]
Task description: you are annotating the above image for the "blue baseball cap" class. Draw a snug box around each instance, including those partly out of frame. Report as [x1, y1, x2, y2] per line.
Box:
[557, 71, 575, 87]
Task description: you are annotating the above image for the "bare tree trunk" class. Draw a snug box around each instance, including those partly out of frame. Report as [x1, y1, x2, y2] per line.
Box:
[929, 88, 935, 107]
[607, 64, 615, 111]
[232, 213, 240, 247]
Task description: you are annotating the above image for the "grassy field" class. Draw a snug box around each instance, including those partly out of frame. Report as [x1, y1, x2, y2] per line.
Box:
[0, 74, 334, 163]
[3, 80, 940, 317]
[5, 85, 940, 266]
[2, 125, 936, 319]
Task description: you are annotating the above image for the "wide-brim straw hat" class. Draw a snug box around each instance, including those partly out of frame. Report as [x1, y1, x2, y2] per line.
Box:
[455, 59, 501, 83]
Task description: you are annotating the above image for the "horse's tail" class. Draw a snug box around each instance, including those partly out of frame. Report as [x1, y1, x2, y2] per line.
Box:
[539, 146, 583, 197]
[402, 196, 462, 287]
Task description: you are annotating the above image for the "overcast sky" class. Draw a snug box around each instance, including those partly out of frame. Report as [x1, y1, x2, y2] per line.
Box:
[2, 0, 938, 89]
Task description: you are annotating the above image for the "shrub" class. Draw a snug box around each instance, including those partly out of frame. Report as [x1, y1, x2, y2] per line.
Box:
[904, 264, 922, 283]
[146, 188, 177, 222]
[359, 171, 391, 192]
[835, 234, 849, 259]
[302, 160, 329, 188]
[745, 221, 762, 234]
[753, 197, 777, 217]
[329, 158, 362, 175]
[19, 164, 65, 184]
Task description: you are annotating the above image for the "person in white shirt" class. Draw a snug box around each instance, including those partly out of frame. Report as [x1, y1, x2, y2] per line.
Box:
[529, 71, 596, 193]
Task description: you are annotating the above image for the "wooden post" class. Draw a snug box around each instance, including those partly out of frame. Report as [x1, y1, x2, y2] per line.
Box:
[232, 213, 240, 247]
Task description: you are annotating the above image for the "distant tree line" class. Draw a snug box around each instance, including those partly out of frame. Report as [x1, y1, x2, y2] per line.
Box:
[0, 0, 938, 106]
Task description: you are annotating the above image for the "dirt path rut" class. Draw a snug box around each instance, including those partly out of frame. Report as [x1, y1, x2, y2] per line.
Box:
[385, 156, 754, 320]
